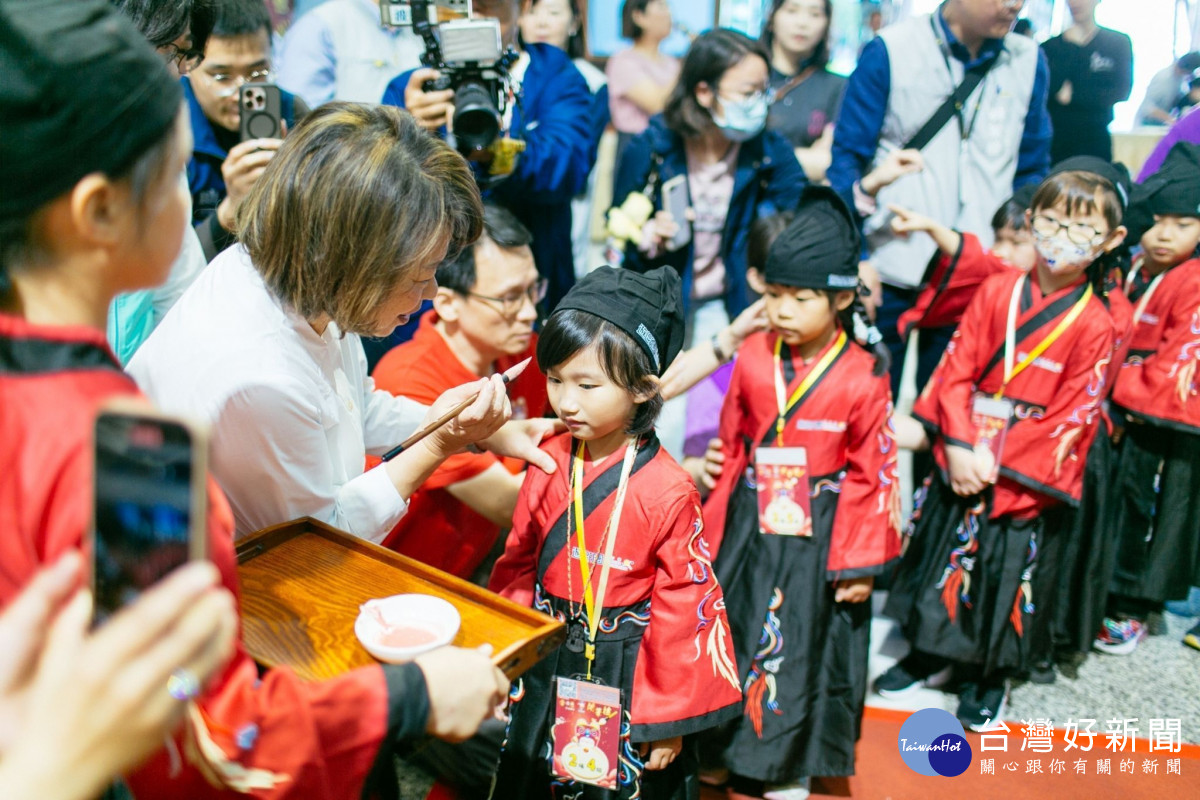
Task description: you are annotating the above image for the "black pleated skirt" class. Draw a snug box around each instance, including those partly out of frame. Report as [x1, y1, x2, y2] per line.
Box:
[1108, 421, 1200, 604]
[709, 469, 871, 783]
[884, 474, 1065, 676]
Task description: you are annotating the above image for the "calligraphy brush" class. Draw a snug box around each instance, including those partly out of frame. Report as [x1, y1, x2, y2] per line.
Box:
[381, 356, 532, 462]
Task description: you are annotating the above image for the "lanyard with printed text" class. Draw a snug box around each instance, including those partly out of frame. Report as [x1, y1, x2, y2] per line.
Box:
[772, 331, 847, 446]
[998, 275, 1092, 399]
[570, 438, 637, 679]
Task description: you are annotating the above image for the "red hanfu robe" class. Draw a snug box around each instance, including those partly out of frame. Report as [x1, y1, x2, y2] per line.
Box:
[888, 271, 1117, 673]
[897, 233, 1023, 340]
[1106, 257, 1200, 604]
[0, 315, 414, 800]
[1113, 257, 1200, 433]
[704, 330, 902, 577]
[489, 432, 741, 799]
[912, 270, 1117, 517]
[701, 330, 900, 783]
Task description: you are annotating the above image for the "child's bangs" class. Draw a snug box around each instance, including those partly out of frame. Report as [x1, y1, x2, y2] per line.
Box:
[1031, 171, 1123, 229]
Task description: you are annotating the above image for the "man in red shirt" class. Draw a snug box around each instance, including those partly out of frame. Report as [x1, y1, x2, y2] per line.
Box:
[374, 202, 548, 579]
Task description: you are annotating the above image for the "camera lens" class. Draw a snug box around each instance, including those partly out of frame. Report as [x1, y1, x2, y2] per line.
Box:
[453, 80, 502, 153]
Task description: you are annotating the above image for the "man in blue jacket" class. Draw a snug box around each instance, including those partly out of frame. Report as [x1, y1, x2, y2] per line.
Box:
[828, 0, 1051, 396]
[185, 0, 307, 261]
[382, 0, 593, 312]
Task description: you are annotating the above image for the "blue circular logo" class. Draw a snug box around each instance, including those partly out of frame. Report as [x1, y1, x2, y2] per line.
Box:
[897, 708, 973, 777]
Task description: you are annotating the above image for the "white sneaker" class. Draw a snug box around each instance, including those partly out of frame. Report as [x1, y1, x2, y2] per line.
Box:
[763, 777, 810, 800]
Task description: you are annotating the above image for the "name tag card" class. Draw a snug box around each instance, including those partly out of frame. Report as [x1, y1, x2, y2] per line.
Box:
[552, 678, 621, 789]
[754, 446, 812, 537]
[971, 395, 1014, 484]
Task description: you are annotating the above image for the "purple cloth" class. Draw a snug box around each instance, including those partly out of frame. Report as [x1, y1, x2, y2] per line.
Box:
[1137, 107, 1200, 181]
[682, 361, 735, 458]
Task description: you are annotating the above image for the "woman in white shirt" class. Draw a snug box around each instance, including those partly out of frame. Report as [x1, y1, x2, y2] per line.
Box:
[130, 103, 559, 542]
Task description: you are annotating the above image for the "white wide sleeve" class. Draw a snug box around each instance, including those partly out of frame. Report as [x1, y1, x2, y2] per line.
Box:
[210, 379, 408, 542]
[360, 373, 428, 457]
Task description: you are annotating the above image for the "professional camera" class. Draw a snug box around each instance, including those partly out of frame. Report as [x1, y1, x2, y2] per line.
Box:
[380, 0, 520, 157]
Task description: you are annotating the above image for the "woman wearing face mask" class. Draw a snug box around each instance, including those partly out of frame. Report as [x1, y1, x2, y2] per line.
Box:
[611, 28, 806, 460]
[762, 0, 845, 183]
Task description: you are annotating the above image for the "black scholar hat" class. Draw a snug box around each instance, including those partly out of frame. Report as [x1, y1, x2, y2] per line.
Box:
[764, 185, 862, 291]
[551, 265, 685, 376]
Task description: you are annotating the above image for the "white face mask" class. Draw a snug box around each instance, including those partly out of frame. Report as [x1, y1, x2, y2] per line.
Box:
[1034, 232, 1096, 272]
[711, 92, 769, 142]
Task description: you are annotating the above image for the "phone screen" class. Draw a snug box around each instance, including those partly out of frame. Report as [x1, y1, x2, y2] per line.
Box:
[93, 413, 196, 624]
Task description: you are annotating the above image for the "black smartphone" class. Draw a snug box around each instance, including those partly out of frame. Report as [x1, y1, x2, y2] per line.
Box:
[91, 401, 209, 626]
[239, 82, 283, 142]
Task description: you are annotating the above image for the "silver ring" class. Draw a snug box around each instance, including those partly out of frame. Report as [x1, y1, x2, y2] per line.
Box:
[167, 667, 201, 701]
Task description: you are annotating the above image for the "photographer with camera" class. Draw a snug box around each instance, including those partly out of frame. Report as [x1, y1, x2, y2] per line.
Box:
[382, 0, 594, 309]
[185, 0, 310, 262]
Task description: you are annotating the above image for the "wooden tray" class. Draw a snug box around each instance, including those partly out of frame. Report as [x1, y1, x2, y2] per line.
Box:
[235, 517, 564, 681]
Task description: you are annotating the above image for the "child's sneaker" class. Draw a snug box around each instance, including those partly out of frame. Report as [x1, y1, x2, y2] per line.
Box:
[1184, 621, 1200, 652]
[763, 778, 810, 800]
[872, 652, 953, 697]
[1093, 617, 1147, 655]
[956, 680, 1008, 733]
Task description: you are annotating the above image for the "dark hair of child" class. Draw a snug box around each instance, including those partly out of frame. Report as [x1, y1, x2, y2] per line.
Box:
[748, 210, 795, 273]
[990, 195, 1030, 233]
[836, 290, 891, 378]
[752, 209, 889, 376]
[1030, 169, 1126, 298]
[536, 309, 664, 436]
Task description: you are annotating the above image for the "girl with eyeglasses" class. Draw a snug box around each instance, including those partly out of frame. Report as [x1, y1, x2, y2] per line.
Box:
[879, 162, 1127, 733]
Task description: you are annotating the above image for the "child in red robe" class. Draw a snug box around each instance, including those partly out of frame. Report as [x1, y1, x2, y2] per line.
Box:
[489, 266, 743, 799]
[892, 186, 1039, 342]
[1097, 142, 1200, 655]
[702, 187, 902, 800]
[881, 161, 1127, 731]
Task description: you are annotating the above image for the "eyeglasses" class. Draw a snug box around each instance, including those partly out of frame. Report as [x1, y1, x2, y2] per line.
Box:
[466, 277, 548, 317]
[1030, 214, 1106, 246]
[198, 68, 274, 98]
[718, 87, 773, 105]
[160, 42, 204, 74]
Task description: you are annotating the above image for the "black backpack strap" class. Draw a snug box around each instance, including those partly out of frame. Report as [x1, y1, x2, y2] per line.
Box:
[902, 59, 994, 152]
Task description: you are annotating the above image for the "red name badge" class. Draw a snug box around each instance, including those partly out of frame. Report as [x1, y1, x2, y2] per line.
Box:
[754, 446, 812, 537]
[552, 678, 622, 789]
[971, 395, 1014, 484]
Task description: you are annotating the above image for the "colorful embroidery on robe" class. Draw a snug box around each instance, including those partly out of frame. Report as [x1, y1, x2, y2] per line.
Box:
[744, 588, 785, 738]
[937, 499, 985, 623]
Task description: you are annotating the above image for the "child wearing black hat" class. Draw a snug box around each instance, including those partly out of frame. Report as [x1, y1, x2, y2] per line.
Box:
[487, 265, 743, 800]
[700, 187, 900, 800]
[1097, 142, 1200, 655]
[880, 161, 1127, 732]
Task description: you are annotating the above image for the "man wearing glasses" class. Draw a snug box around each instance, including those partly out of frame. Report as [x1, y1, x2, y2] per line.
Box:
[184, 0, 308, 261]
[372, 203, 549, 582]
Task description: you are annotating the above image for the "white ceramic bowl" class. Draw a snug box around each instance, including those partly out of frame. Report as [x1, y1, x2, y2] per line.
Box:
[355, 594, 460, 663]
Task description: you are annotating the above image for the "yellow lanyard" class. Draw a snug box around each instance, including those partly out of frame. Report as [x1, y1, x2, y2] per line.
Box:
[998, 276, 1092, 399]
[570, 438, 638, 679]
[772, 331, 847, 446]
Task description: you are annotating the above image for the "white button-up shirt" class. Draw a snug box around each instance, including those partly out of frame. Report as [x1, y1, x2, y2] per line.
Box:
[128, 245, 426, 542]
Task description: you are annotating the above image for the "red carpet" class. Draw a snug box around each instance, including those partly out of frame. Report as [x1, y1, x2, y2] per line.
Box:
[426, 706, 1198, 799]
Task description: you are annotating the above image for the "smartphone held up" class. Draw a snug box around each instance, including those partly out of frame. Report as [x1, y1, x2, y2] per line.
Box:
[239, 82, 283, 142]
[90, 401, 209, 626]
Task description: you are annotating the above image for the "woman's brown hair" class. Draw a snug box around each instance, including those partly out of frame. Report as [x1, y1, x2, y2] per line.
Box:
[239, 102, 483, 335]
[663, 28, 770, 139]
